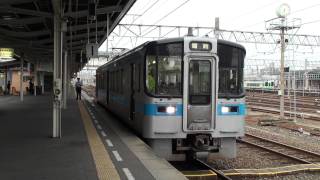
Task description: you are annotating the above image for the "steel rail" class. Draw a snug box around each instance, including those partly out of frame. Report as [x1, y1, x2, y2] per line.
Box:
[238, 133, 320, 164]
[195, 159, 232, 180]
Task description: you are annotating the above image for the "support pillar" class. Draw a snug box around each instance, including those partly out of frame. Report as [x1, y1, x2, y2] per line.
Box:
[34, 60, 38, 96]
[20, 56, 24, 102]
[106, 14, 109, 56]
[41, 72, 44, 94]
[63, 50, 67, 109]
[52, 0, 62, 138]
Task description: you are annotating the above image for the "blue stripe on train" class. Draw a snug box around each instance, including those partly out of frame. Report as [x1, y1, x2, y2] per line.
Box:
[107, 93, 246, 116]
[143, 103, 246, 116]
[144, 104, 183, 116]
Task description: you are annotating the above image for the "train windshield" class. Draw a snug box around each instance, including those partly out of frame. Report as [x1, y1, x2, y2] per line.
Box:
[218, 44, 245, 97]
[146, 43, 183, 96]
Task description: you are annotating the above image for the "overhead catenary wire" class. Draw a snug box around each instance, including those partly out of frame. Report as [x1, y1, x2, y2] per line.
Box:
[116, 0, 191, 49]
[238, 3, 320, 30]
[140, 0, 191, 37]
[301, 19, 320, 26]
[227, 0, 279, 23]
[113, 0, 161, 48]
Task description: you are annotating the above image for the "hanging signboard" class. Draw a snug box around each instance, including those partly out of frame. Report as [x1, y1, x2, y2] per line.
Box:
[86, 43, 98, 59]
[0, 48, 15, 62]
[0, 48, 14, 58]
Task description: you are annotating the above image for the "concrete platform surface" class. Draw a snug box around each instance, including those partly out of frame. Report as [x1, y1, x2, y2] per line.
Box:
[0, 94, 187, 180]
[0, 95, 98, 180]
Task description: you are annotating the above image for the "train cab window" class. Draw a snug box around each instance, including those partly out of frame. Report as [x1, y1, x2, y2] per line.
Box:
[189, 60, 211, 104]
[146, 56, 156, 94]
[146, 42, 183, 96]
[158, 56, 182, 96]
[218, 43, 245, 97]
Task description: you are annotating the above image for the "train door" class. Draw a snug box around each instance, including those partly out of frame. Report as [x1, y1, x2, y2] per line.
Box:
[130, 64, 136, 121]
[182, 56, 217, 132]
[106, 71, 109, 104]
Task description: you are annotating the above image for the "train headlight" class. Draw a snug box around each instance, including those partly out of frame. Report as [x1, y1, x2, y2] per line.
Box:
[166, 106, 176, 114]
[221, 106, 230, 114]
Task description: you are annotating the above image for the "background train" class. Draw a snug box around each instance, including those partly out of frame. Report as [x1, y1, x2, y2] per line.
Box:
[96, 36, 246, 160]
[244, 80, 277, 90]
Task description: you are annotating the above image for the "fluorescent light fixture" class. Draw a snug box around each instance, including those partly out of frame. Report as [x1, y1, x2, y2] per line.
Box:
[166, 106, 176, 114]
[221, 106, 230, 113]
[0, 57, 16, 62]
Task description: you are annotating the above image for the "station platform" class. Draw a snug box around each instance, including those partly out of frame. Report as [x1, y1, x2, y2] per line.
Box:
[0, 94, 186, 180]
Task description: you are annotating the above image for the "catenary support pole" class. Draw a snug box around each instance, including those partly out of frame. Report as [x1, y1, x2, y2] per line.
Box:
[279, 19, 285, 120]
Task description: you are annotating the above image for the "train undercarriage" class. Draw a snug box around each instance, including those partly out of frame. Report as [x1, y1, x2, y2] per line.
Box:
[147, 135, 237, 161]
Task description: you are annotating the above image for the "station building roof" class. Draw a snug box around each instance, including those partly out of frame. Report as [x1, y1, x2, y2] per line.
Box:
[0, 0, 136, 73]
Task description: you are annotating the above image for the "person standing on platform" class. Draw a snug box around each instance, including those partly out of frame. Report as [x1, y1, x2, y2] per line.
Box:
[7, 80, 11, 95]
[75, 78, 82, 100]
[29, 79, 34, 95]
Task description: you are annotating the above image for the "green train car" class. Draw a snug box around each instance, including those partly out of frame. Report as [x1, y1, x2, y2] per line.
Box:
[244, 80, 276, 90]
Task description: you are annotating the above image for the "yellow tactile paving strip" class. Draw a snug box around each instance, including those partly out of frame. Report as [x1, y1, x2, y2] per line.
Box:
[78, 101, 120, 180]
[223, 163, 320, 177]
[182, 170, 216, 177]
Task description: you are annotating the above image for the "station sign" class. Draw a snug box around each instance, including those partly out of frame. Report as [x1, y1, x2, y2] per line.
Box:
[0, 48, 14, 58]
[0, 48, 15, 62]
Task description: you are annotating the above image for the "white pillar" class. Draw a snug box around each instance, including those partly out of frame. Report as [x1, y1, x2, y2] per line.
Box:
[63, 50, 67, 109]
[34, 60, 38, 96]
[41, 72, 44, 94]
[52, 0, 62, 138]
[20, 56, 24, 101]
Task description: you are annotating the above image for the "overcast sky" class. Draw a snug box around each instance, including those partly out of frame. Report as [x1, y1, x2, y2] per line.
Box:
[97, 0, 320, 69]
[124, 0, 319, 32]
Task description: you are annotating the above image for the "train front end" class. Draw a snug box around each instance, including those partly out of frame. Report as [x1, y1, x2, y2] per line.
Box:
[143, 37, 245, 160]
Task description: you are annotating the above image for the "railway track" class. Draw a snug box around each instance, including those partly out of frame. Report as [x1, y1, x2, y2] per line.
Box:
[194, 159, 231, 180]
[248, 105, 320, 122]
[171, 159, 231, 180]
[238, 133, 320, 164]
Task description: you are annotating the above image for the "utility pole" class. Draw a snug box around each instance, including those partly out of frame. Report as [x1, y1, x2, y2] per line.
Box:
[279, 18, 285, 119]
[214, 17, 220, 39]
[266, 3, 300, 120]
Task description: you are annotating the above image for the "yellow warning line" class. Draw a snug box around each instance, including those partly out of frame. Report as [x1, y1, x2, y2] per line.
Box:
[182, 170, 217, 177]
[78, 101, 120, 180]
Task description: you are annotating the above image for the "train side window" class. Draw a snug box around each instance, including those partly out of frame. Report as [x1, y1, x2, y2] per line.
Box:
[110, 72, 112, 91]
[111, 71, 114, 91]
[265, 82, 268, 86]
[116, 70, 119, 92]
[132, 64, 136, 91]
[121, 69, 124, 93]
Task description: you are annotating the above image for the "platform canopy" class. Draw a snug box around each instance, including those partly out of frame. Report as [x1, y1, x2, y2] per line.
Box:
[0, 0, 135, 72]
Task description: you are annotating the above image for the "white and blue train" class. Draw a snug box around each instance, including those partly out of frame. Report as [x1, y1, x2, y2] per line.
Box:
[96, 36, 246, 160]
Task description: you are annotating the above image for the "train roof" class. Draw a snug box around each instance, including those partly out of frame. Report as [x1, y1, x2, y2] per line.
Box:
[217, 39, 246, 52]
[97, 37, 246, 71]
[97, 37, 185, 71]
